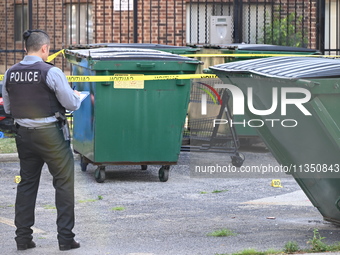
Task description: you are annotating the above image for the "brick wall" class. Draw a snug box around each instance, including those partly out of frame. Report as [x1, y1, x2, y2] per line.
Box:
[0, 0, 187, 72]
[93, 0, 186, 45]
[0, 0, 65, 72]
[0, 0, 321, 73]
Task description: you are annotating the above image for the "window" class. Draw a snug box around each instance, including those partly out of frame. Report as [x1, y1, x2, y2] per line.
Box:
[186, 3, 270, 44]
[186, 3, 234, 44]
[66, 4, 93, 45]
[15, 4, 28, 42]
[325, 0, 340, 54]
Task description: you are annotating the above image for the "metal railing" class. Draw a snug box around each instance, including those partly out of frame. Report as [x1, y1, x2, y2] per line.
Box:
[0, 0, 339, 72]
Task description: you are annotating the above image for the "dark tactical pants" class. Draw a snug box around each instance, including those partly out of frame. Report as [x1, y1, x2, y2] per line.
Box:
[14, 124, 75, 245]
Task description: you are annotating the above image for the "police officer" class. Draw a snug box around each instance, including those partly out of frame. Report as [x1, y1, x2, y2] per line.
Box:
[2, 30, 81, 251]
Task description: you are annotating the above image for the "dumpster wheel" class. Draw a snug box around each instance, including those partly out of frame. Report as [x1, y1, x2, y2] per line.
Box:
[159, 165, 170, 182]
[141, 165, 148, 170]
[231, 153, 245, 167]
[95, 166, 106, 183]
[80, 156, 89, 172]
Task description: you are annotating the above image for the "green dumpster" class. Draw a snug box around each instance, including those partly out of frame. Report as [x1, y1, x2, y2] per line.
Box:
[217, 43, 320, 61]
[190, 44, 321, 145]
[65, 48, 201, 183]
[210, 56, 340, 224]
[189, 43, 320, 71]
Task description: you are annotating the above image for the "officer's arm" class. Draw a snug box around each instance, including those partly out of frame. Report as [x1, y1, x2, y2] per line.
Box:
[46, 67, 81, 112]
[2, 72, 11, 114]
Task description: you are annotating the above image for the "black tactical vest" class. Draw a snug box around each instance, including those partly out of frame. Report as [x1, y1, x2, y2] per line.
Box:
[6, 61, 65, 119]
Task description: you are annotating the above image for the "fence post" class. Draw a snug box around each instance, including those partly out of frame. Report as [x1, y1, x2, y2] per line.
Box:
[316, 0, 325, 54]
[233, 0, 243, 43]
[28, 0, 33, 30]
[133, 0, 138, 43]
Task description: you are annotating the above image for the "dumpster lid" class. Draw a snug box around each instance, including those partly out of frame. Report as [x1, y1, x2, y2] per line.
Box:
[200, 43, 318, 53]
[210, 57, 340, 79]
[65, 48, 200, 62]
[69, 43, 197, 50]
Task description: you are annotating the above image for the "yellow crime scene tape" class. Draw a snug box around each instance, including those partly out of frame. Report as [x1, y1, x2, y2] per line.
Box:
[66, 74, 218, 82]
[46, 49, 65, 63]
[0, 49, 339, 82]
[0, 73, 217, 82]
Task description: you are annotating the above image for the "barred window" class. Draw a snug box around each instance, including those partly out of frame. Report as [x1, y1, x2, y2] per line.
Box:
[66, 4, 93, 45]
[14, 4, 28, 42]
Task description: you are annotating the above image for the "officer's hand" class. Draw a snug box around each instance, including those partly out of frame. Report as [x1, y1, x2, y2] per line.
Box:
[73, 90, 81, 97]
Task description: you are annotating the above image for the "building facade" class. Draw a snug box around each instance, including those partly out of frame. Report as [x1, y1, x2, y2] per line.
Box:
[0, 0, 339, 73]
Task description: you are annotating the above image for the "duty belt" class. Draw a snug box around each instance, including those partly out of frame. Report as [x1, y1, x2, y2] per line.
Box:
[16, 122, 58, 130]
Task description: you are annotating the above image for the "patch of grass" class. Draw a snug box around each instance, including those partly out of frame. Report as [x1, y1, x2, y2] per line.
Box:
[223, 248, 281, 255]
[284, 241, 299, 253]
[230, 248, 267, 255]
[207, 228, 236, 237]
[0, 138, 17, 153]
[78, 199, 97, 203]
[328, 242, 340, 251]
[307, 228, 328, 252]
[112, 206, 125, 211]
[78, 196, 103, 203]
[200, 189, 228, 194]
[43, 205, 56, 210]
[223, 229, 340, 255]
[265, 249, 281, 254]
[0, 204, 14, 208]
[212, 189, 228, 193]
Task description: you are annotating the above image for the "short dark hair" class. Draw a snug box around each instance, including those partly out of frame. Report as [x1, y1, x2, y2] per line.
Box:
[23, 30, 50, 52]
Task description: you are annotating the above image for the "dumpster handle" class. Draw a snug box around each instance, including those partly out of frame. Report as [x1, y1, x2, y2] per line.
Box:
[136, 63, 155, 68]
[335, 197, 340, 211]
[203, 68, 213, 74]
[185, 61, 203, 65]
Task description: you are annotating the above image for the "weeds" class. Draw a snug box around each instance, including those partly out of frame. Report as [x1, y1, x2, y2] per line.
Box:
[228, 248, 275, 255]
[200, 189, 228, 194]
[231, 249, 262, 255]
[212, 189, 229, 193]
[221, 228, 340, 255]
[283, 241, 299, 253]
[112, 206, 125, 211]
[78, 196, 103, 203]
[0, 138, 17, 153]
[207, 228, 236, 237]
[307, 228, 328, 252]
[78, 199, 96, 203]
[43, 205, 56, 210]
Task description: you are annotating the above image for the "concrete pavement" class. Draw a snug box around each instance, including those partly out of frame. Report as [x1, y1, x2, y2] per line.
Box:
[1, 150, 340, 254]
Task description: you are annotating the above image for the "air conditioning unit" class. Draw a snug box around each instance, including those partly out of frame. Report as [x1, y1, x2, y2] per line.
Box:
[210, 16, 232, 44]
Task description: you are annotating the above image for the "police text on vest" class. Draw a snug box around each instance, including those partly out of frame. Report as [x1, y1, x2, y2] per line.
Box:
[9, 71, 40, 83]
